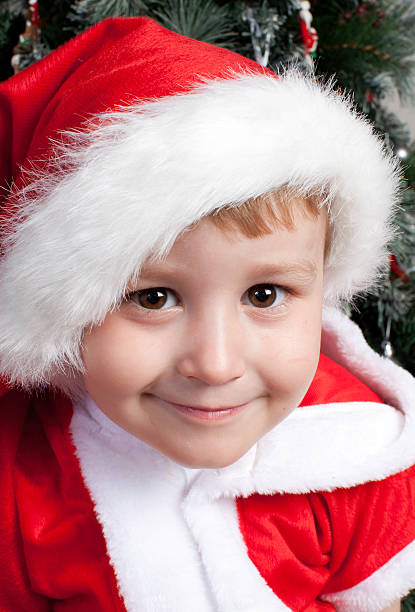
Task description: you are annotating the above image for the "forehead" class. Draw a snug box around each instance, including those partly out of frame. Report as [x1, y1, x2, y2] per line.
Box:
[139, 208, 326, 282]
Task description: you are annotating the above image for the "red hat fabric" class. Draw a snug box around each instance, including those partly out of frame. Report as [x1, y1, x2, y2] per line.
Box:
[0, 17, 265, 206]
[0, 17, 400, 389]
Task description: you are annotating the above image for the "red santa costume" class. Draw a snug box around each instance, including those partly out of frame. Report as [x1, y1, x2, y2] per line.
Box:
[0, 17, 415, 612]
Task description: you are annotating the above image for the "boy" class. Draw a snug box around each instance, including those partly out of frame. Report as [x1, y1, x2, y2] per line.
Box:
[0, 16, 414, 612]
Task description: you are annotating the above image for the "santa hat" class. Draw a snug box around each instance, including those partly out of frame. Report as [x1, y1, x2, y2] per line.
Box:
[0, 17, 400, 389]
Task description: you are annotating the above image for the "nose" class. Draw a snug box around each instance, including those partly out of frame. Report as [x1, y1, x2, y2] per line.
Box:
[177, 307, 245, 385]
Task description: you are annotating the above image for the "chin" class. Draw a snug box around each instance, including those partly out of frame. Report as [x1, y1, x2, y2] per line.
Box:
[169, 446, 251, 470]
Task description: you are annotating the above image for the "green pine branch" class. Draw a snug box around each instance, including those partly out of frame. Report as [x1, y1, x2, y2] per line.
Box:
[148, 0, 235, 46]
[69, 0, 148, 26]
[315, 0, 415, 104]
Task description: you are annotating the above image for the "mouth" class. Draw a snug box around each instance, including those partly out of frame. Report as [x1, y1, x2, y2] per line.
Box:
[165, 400, 248, 422]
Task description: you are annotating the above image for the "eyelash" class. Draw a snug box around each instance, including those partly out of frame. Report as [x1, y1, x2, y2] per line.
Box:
[125, 284, 289, 311]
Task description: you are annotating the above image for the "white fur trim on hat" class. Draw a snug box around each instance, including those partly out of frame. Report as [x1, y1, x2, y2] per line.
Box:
[0, 70, 400, 387]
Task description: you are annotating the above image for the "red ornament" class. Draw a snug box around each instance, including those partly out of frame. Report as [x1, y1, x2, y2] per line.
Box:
[299, 19, 318, 55]
[29, 0, 40, 27]
[356, 3, 368, 15]
[389, 254, 409, 282]
[299, 1, 318, 59]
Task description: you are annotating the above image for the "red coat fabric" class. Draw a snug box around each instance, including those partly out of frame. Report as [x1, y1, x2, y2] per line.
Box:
[1, 354, 414, 610]
[238, 462, 415, 611]
[0, 388, 124, 611]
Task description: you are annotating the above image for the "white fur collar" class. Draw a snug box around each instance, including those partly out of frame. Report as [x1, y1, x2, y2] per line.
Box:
[71, 397, 291, 611]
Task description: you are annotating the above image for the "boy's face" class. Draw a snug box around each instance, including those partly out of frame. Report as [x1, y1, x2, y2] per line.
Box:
[81, 204, 326, 468]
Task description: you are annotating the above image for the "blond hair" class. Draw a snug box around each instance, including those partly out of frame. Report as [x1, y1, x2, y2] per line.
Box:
[206, 186, 331, 258]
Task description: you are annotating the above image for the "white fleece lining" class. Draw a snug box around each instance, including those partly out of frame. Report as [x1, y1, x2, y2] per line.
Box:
[182, 495, 290, 611]
[70, 403, 219, 612]
[71, 395, 291, 612]
[70, 309, 415, 609]
[321, 307, 415, 414]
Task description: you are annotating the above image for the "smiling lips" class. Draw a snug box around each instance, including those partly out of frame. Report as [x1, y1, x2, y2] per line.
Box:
[167, 401, 248, 421]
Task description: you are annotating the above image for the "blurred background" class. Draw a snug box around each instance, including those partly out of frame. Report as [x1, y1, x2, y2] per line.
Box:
[1, 1, 415, 607]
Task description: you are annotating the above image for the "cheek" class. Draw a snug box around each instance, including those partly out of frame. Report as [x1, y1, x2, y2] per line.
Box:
[82, 318, 161, 395]
[260, 305, 322, 401]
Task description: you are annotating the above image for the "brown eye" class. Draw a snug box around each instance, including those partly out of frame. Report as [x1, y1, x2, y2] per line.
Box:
[131, 288, 178, 310]
[246, 284, 285, 308]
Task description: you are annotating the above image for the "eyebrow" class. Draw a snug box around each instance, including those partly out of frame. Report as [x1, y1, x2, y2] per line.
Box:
[247, 261, 318, 283]
[135, 259, 318, 285]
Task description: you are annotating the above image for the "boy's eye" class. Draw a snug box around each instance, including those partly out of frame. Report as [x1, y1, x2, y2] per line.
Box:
[130, 288, 178, 310]
[245, 284, 286, 308]
[128, 284, 285, 310]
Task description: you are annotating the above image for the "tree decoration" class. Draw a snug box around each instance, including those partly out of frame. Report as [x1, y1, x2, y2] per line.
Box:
[10, 0, 48, 73]
[298, 0, 317, 69]
[390, 253, 409, 283]
[242, 4, 286, 67]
